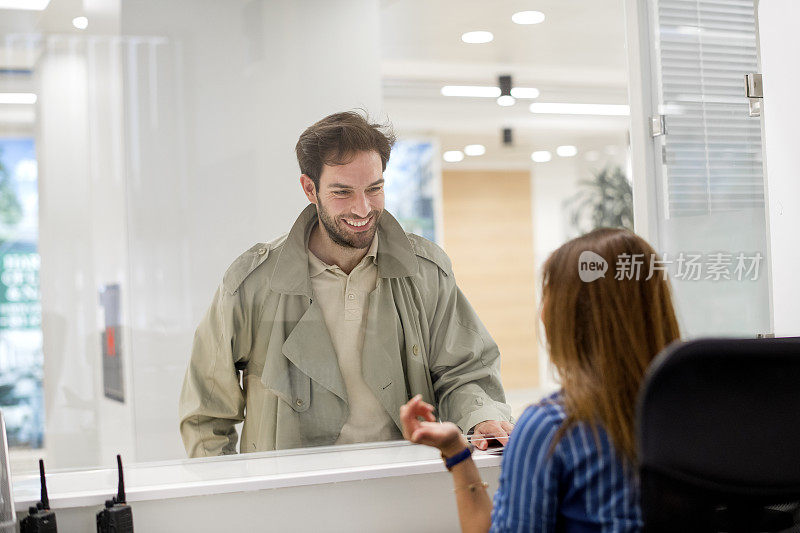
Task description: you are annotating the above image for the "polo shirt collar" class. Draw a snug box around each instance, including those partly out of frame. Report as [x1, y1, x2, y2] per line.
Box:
[270, 204, 418, 296]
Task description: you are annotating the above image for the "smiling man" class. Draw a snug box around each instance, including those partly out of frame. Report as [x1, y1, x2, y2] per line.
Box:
[179, 111, 513, 456]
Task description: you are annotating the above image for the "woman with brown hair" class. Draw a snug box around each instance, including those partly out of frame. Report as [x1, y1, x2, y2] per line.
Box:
[400, 228, 681, 532]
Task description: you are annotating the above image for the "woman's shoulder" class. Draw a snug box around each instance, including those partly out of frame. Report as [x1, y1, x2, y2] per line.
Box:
[516, 391, 568, 430]
[504, 391, 568, 458]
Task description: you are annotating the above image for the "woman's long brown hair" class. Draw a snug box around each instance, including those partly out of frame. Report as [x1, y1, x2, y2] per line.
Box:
[541, 228, 680, 462]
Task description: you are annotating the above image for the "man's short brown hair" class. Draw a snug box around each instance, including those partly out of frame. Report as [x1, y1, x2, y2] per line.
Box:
[295, 110, 396, 190]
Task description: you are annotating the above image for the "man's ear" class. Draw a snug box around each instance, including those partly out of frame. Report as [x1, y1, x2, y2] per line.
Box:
[300, 174, 317, 204]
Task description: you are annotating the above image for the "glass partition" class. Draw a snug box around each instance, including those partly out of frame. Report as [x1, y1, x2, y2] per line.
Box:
[0, 0, 635, 474]
[646, 0, 770, 336]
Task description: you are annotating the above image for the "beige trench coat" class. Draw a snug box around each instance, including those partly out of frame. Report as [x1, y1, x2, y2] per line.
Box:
[179, 204, 512, 457]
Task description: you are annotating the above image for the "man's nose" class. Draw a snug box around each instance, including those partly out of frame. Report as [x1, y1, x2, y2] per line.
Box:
[351, 193, 370, 218]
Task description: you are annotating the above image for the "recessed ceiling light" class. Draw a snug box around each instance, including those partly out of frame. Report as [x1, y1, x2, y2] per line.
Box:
[512, 11, 545, 25]
[441, 86, 540, 99]
[0, 93, 37, 104]
[529, 103, 630, 116]
[443, 150, 465, 163]
[557, 145, 578, 157]
[496, 95, 515, 107]
[441, 86, 501, 98]
[510, 87, 539, 99]
[0, 0, 50, 10]
[72, 16, 88, 30]
[464, 145, 486, 156]
[461, 31, 493, 44]
[531, 151, 552, 163]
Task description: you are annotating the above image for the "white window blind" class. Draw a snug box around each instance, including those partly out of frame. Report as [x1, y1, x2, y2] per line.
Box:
[654, 0, 763, 217]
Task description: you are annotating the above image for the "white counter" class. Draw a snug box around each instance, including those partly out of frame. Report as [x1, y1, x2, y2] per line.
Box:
[12, 441, 503, 532]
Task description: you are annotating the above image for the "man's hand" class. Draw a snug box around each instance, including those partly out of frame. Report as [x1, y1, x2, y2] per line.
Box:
[471, 420, 514, 450]
[400, 395, 468, 457]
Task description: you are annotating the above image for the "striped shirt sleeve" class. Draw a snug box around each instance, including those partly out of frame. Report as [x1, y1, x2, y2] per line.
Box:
[490, 404, 563, 533]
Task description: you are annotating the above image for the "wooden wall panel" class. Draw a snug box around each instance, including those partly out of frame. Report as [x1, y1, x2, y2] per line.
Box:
[441, 170, 539, 390]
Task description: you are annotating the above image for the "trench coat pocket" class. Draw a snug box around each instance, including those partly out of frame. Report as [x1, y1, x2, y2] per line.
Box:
[288, 365, 310, 413]
[263, 361, 311, 414]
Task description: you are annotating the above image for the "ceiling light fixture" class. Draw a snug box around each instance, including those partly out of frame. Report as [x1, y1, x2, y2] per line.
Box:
[443, 150, 465, 163]
[531, 151, 552, 163]
[512, 11, 545, 25]
[441, 86, 500, 98]
[497, 75, 515, 107]
[441, 86, 539, 99]
[464, 145, 486, 156]
[557, 145, 578, 157]
[72, 16, 88, 30]
[510, 87, 539, 99]
[529, 103, 630, 116]
[461, 31, 494, 44]
[0, 93, 37, 104]
[0, 0, 50, 10]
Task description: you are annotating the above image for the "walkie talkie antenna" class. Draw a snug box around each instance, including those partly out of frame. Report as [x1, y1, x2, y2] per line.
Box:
[115, 455, 126, 504]
[38, 459, 49, 510]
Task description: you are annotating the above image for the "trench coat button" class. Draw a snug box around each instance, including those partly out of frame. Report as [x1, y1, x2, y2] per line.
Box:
[476, 398, 484, 406]
[257, 247, 267, 256]
[296, 399, 304, 407]
[348, 293, 355, 300]
[412, 344, 419, 356]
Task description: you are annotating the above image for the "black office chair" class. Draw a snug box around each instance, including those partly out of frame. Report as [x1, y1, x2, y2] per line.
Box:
[637, 337, 800, 532]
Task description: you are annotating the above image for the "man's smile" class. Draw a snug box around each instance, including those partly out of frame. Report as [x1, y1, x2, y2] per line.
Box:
[342, 215, 373, 231]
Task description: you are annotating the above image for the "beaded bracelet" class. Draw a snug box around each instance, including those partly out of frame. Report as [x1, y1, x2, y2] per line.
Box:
[454, 481, 489, 493]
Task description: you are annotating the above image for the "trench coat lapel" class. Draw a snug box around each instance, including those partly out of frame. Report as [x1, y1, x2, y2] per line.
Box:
[281, 300, 348, 402]
[270, 204, 317, 296]
[361, 279, 408, 431]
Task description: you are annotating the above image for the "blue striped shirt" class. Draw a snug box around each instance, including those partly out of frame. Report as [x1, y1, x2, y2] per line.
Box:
[490, 392, 642, 533]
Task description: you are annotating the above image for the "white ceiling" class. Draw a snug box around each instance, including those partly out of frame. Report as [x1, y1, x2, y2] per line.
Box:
[381, 0, 627, 77]
[0, 0, 632, 167]
[379, 0, 631, 168]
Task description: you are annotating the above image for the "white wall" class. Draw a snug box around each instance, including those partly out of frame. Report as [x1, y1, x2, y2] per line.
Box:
[758, 0, 800, 337]
[37, 46, 101, 470]
[37, 37, 136, 470]
[36, 0, 383, 469]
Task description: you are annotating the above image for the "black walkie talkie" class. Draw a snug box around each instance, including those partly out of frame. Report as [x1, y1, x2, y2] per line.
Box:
[96, 454, 133, 533]
[19, 459, 57, 532]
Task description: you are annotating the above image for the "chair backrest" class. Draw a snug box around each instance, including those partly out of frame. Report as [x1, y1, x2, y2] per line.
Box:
[637, 337, 800, 532]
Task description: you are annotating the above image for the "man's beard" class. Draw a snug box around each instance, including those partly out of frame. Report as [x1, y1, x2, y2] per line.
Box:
[316, 199, 381, 250]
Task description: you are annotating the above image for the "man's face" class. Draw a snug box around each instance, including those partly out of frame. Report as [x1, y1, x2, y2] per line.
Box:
[311, 150, 385, 250]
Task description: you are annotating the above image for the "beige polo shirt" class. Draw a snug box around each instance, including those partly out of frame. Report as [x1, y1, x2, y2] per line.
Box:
[307, 233, 403, 444]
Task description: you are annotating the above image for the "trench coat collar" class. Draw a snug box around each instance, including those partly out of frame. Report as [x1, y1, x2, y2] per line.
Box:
[270, 204, 418, 296]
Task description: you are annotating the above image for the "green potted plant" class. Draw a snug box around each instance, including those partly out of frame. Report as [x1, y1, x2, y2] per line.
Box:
[564, 165, 633, 234]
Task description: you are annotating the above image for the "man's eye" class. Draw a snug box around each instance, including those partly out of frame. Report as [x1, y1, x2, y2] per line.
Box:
[368, 187, 383, 193]
[333, 191, 350, 196]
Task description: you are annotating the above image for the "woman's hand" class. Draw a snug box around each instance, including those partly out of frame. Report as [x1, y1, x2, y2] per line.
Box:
[400, 395, 468, 457]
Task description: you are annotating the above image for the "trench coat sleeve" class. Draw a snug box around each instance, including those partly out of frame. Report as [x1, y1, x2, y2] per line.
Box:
[178, 285, 250, 457]
[428, 270, 513, 433]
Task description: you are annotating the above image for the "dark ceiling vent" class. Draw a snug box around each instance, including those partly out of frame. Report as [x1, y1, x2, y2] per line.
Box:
[498, 75, 512, 98]
[502, 127, 513, 146]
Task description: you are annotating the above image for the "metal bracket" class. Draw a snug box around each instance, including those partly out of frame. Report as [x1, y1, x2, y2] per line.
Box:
[745, 73, 763, 117]
[650, 114, 666, 137]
